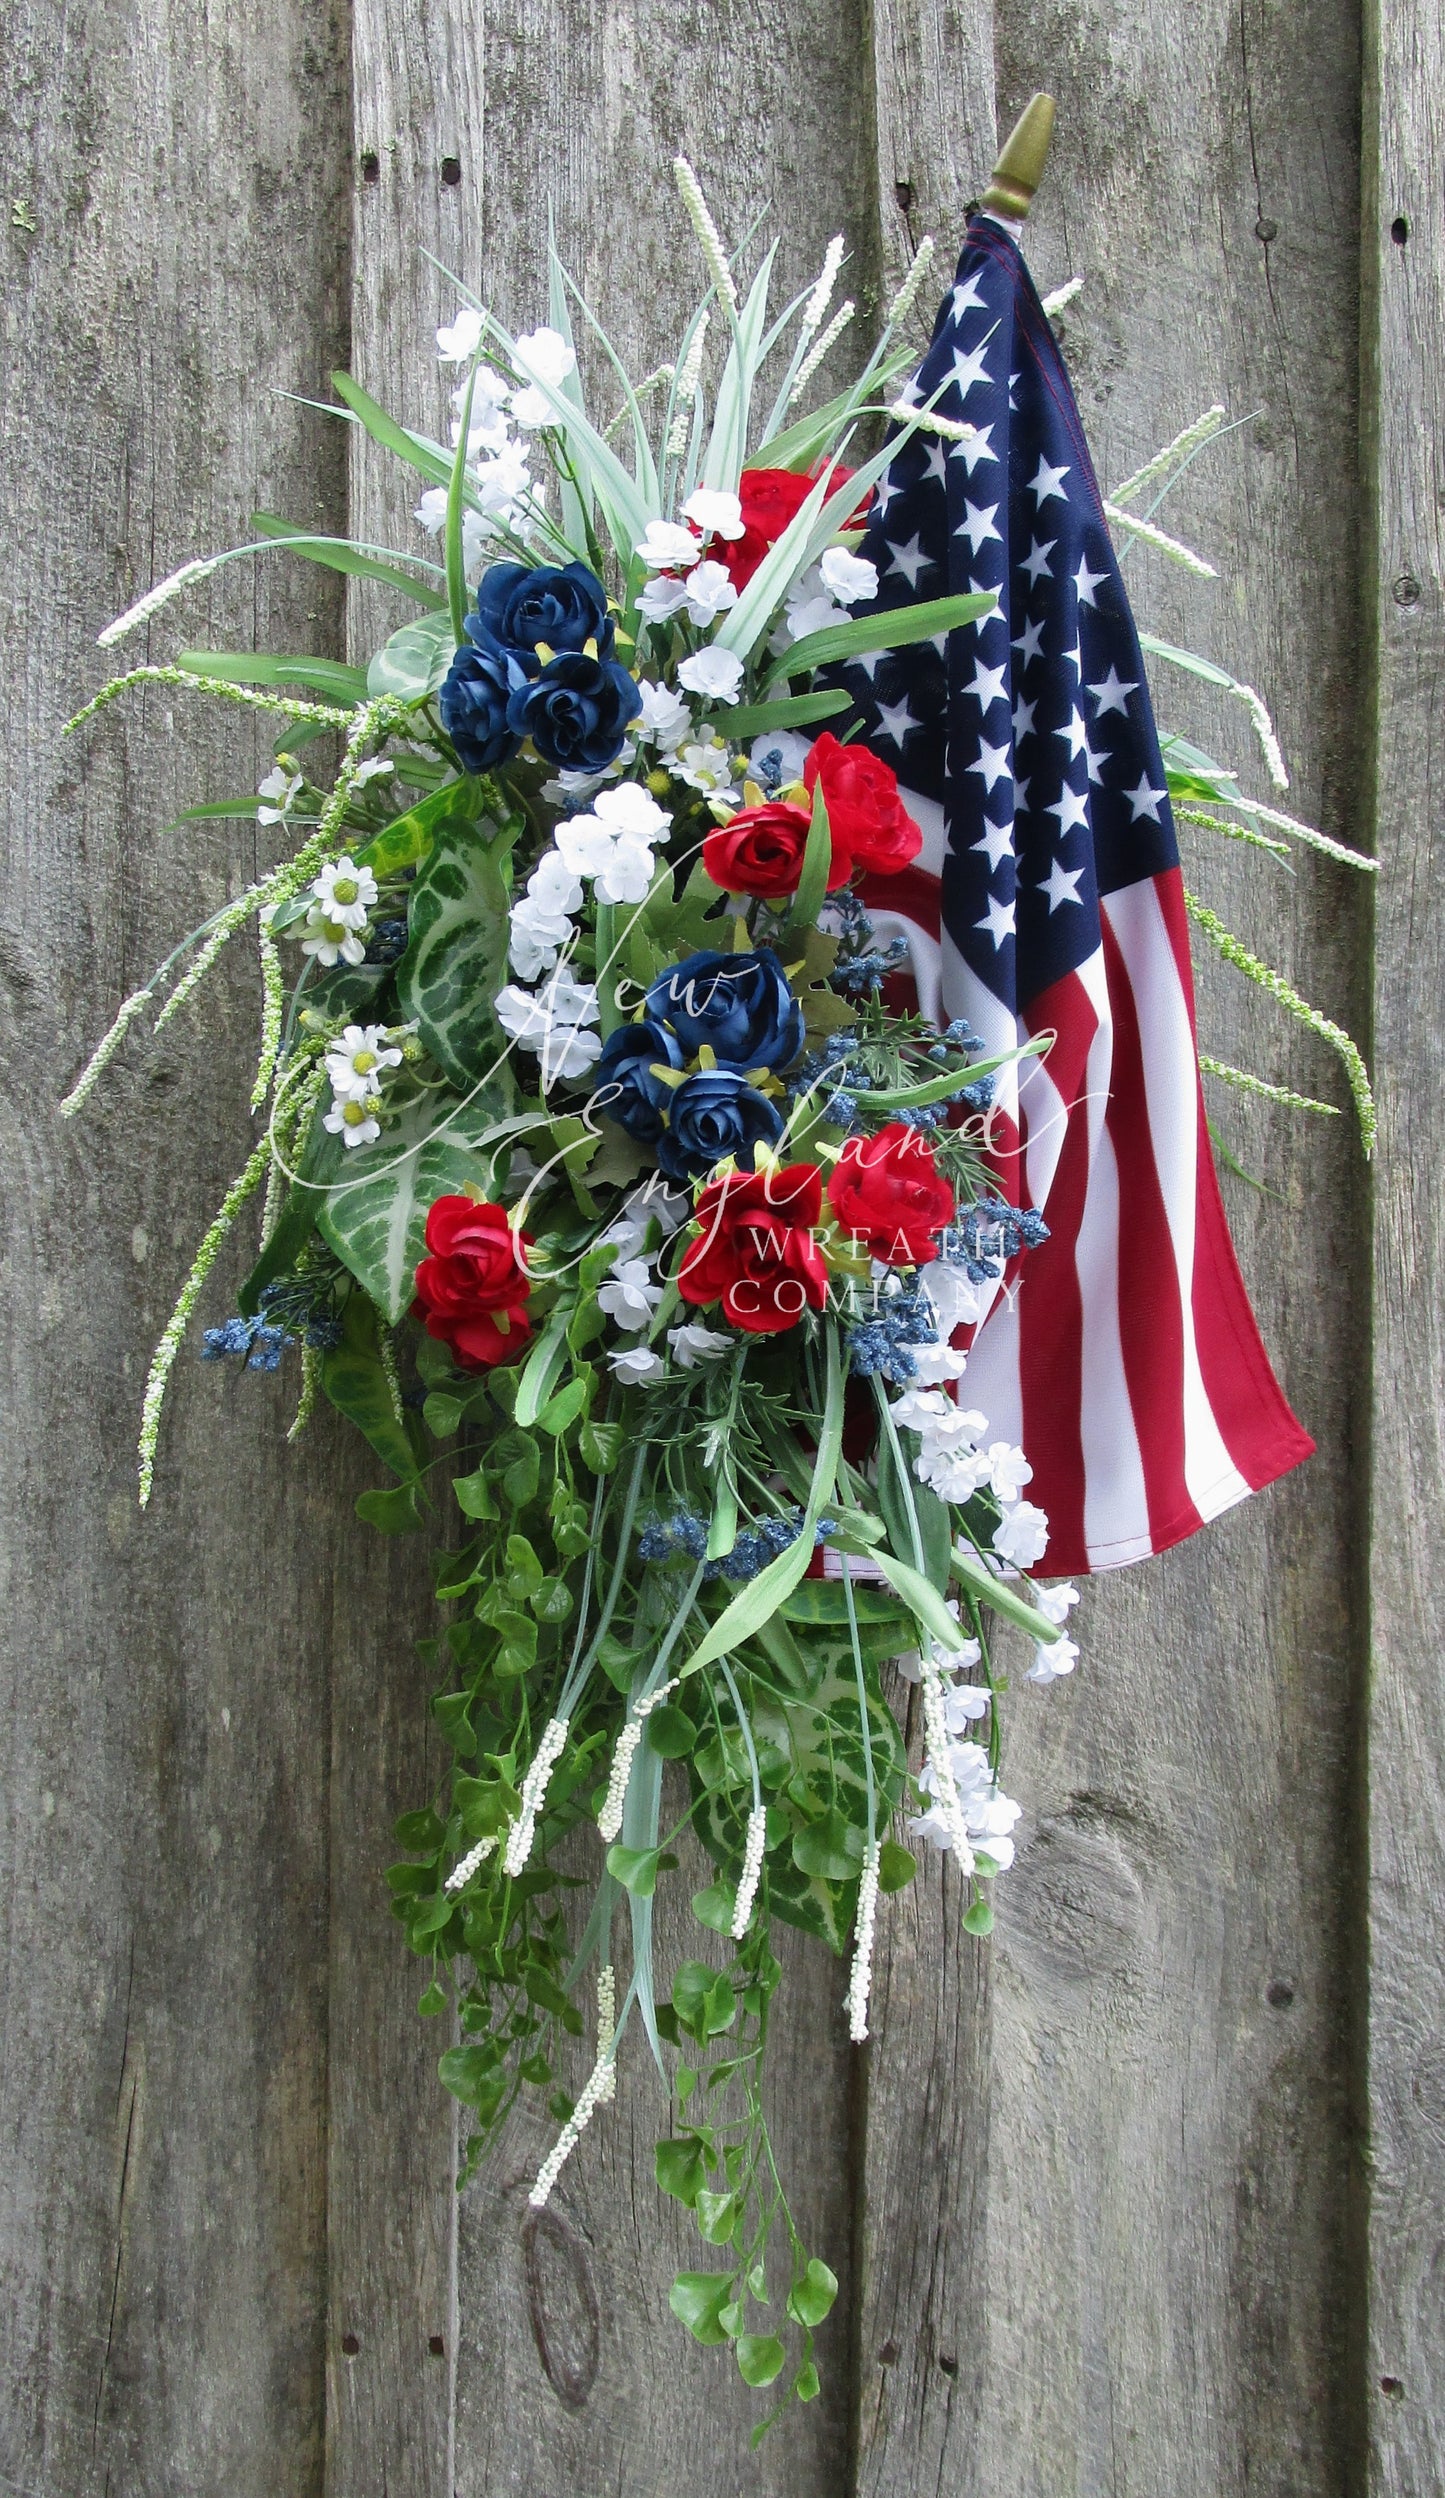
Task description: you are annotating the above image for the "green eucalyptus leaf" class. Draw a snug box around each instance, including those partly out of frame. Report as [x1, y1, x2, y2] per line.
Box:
[605, 1844, 660, 1896]
[669, 2270, 733, 2345]
[963, 1897, 995, 1935]
[735, 2335, 786, 2388]
[877, 1839, 917, 1893]
[655, 2136, 706, 2206]
[786, 2257, 838, 2328]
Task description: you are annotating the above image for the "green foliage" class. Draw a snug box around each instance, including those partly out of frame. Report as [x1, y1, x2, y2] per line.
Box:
[396, 806, 517, 1085]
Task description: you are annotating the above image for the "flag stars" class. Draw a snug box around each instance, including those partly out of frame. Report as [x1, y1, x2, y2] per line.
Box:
[949, 422, 997, 475]
[975, 892, 1017, 948]
[1054, 707, 1088, 761]
[874, 471, 904, 518]
[1081, 735, 1107, 787]
[967, 737, 1014, 794]
[921, 439, 949, 487]
[1012, 692, 1038, 740]
[1012, 614, 1046, 666]
[1045, 784, 1091, 836]
[1087, 666, 1137, 717]
[971, 816, 1016, 871]
[1019, 538, 1055, 587]
[1038, 857, 1085, 912]
[1060, 635, 1081, 677]
[950, 273, 987, 322]
[963, 657, 1009, 710]
[874, 694, 920, 749]
[1125, 774, 1167, 822]
[955, 500, 1002, 555]
[885, 535, 931, 588]
[1073, 554, 1107, 607]
[1027, 456, 1070, 505]
[944, 336, 995, 400]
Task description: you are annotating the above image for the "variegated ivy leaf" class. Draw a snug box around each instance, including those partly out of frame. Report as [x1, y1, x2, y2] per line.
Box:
[397, 807, 519, 1088]
[316, 1083, 512, 1323]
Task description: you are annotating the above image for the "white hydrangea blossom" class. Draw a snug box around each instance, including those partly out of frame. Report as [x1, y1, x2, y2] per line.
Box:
[668, 1321, 733, 1368]
[992, 1500, 1050, 1569]
[509, 325, 577, 427]
[677, 646, 744, 704]
[608, 1343, 667, 1386]
[597, 1257, 663, 1331]
[682, 487, 744, 541]
[555, 783, 669, 907]
[819, 545, 879, 605]
[637, 518, 703, 572]
[634, 679, 692, 754]
[508, 848, 584, 979]
[495, 970, 602, 1083]
[678, 559, 738, 627]
[436, 306, 485, 362]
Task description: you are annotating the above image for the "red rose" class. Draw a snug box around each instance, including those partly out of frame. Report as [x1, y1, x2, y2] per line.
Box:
[803, 733, 922, 877]
[702, 798, 850, 898]
[678, 1161, 829, 1334]
[826, 1123, 955, 1266]
[412, 1194, 534, 1368]
[724, 470, 817, 592]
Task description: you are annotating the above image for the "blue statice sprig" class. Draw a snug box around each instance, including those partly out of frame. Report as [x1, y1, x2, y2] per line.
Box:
[845, 1277, 940, 1384]
[201, 1315, 294, 1371]
[941, 1195, 1050, 1285]
[639, 1508, 839, 1582]
[201, 1276, 345, 1369]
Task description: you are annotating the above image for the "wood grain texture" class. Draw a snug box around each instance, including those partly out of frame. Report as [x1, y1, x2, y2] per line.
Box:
[0, 1, 351, 2490]
[1362, 7, 1445, 2488]
[325, 11, 477, 2495]
[856, 9, 1371, 2492]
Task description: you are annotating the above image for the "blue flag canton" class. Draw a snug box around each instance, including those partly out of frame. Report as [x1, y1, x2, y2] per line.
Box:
[840, 220, 1178, 1011]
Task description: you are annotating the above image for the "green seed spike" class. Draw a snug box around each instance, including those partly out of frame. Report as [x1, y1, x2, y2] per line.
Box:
[63, 664, 354, 737]
[138, 1134, 273, 1507]
[1184, 888, 1376, 1154]
[288, 1343, 322, 1443]
[1198, 1055, 1341, 1116]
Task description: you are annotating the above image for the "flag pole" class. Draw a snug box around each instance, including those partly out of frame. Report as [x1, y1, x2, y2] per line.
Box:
[979, 92, 1056, 222]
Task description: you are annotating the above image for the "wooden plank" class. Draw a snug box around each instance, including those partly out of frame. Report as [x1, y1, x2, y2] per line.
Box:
[856, 14, 1370, 2493]
[1362, 6, 1445, 2486]
[0, 0, 351, 2489]
[322, 9, 483, 2492]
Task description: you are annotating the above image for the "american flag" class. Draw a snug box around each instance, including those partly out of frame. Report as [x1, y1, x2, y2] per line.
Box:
[839, 216, 1313, 1575]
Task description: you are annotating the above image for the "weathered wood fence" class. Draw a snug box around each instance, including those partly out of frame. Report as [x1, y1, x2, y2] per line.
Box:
[3, 0, 1440, 2488]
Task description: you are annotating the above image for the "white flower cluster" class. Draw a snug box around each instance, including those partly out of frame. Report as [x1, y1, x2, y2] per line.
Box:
[322, 1021, 404, 1151]
[504, 1712, 570, 1875]
[584, 1190, 730, 1384]
[782, 544, 879, 644]
[419, 313, 575, 562]
[911, 1656, 1024, 1872]
[1027, 1580, 1081, 1683]
[890, 1386, 1050, 1569]
[495, 968, 601, 1085]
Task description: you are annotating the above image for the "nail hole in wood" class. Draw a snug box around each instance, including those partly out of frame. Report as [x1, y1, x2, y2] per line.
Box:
[1391, 216, 1409, 246]
[895, 180, 914, 213]
[1381, 2376, 1404, 2398]
[878, 2338, 899, 2366]
[1254, 216, 1277, 243]
[522, 2205, 600, 2410]
[1265, 1978, 1295, 2008]
[428, 2334, 446, 2356]
[341, 2332, 360, 2356]
[938, 2351, 958, 2375]
[1393, 574, 1422, 607]
[441, 157, 462, 188]
[360, 151, 380, 185]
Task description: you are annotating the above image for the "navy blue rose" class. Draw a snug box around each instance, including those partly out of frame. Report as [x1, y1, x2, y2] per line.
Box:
[646, 949, 805, 1074]
[507, 651, 642, 771]
[656, 1071, 786, 1182]
[438, 636, 525, 774]
[591, 1020, 683, 1147]
[471, 561, 614, 675]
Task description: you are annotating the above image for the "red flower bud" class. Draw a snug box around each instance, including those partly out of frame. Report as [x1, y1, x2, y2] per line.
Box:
[412, 1195, 534, 1368]
[677, 1161, 829, 1334]
[826, 1123, 955, 1267]
[804, 732, 922, 877]
[702, 798, 850, 898]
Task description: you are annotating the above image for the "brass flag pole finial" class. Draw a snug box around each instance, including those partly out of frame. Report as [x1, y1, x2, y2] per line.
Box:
[979, 92, 1056, 223]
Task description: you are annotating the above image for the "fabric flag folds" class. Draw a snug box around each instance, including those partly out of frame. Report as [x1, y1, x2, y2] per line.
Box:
[837, 215, 1313, 1575]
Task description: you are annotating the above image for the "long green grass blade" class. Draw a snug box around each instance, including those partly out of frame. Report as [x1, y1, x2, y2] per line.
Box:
[330, 371, 454, 491]
[445, 366, 478, 642]
[177, 649, 370, 705]
[721, 689, 853, 740]
[250, 515, 446, 606]
[765, 591, 997, 692]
